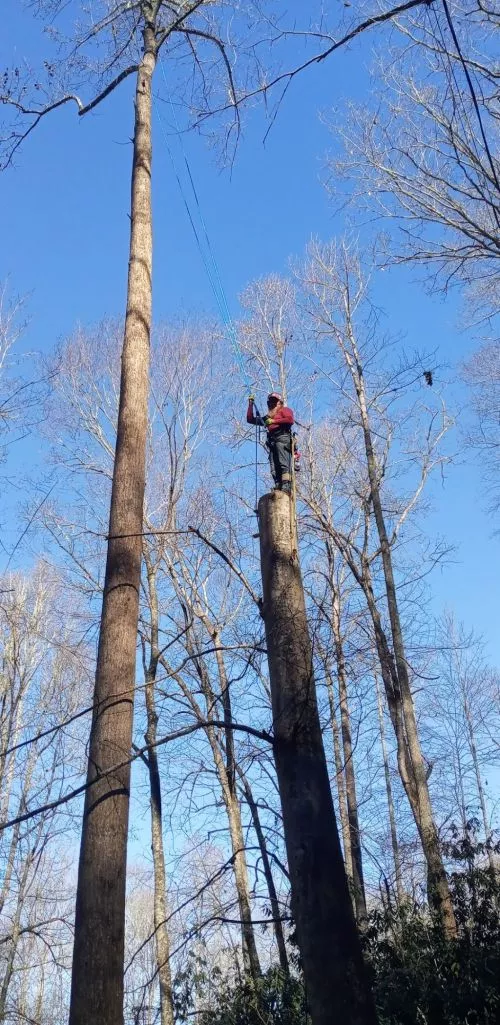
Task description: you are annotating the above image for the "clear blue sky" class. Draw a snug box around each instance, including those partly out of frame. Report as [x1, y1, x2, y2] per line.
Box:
[2, 1, 499, 664]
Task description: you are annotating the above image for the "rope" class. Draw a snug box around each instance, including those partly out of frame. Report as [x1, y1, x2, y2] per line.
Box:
[156, 64, 254, 393]
[155, 72, 265, 508]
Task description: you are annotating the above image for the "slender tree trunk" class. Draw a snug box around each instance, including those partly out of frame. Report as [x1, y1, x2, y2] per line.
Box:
[375, 671, 403, 904]
[144, 551, 174, 1025]
[331, 582, 367, 925]
[258, 491, 376, 1025]
[324, 658, 354, 889]
[69, 31, 156, 1025]
[464, 698, 496, 876]
[346, 345, 456, 939]
[237, 767, 289, 973]
[206, 626, 262, 980]
[159, 626, 262, 983]
[0, 851, 31, 1018]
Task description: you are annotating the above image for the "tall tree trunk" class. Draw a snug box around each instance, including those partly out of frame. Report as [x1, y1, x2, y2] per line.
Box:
[375, 671, 403, 904]
[237, 766, 289, 973]
[346, 344, 456, 939]
[258, 491, 376, 1025]
[143, 550, 174, 1025]
[323, 656, 354, 890]
[209, 631, 262, 981]
[330, 577, 367, 926]
[69, 31, 156, 1025]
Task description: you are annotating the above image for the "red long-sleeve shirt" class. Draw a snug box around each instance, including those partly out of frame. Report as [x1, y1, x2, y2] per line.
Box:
[246, 402, 294, 432]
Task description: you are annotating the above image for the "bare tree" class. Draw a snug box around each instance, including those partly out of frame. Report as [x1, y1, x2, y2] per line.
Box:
[300, 238, 457, 937]
[1, 5, 263, 1021]
[0, 567, 89, 1023]
[329, 1, 500, 318]
[463, 341, 500, 515]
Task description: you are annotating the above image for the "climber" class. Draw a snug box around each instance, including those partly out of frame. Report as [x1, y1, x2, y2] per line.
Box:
[247, 392, 294, 494]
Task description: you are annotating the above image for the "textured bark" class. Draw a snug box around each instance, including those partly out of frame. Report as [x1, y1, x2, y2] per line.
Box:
[69, 33, 156, 1025]
[258, 491, 376, 1025]
[375, 671, 403, 904]
[238, 767, 289, 973]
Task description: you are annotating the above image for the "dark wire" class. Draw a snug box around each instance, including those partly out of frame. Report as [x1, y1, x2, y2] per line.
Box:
[441, 0, 500, 225]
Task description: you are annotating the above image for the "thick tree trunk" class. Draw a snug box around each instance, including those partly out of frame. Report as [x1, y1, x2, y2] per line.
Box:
[69, 35, 156, 1025]
[375, 671, 403, 904]
[238, 767, 289, 973]
[258, 491, 376, 1025]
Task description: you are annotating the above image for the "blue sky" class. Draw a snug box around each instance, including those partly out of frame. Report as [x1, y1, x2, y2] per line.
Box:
[2, 1, 499, 665]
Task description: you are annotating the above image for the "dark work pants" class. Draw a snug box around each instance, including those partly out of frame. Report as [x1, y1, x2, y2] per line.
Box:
[268, 431, 292, 488]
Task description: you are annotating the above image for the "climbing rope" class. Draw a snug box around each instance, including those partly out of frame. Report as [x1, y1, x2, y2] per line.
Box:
[155, 72, 298, 530]
[156, 64, 254, 393]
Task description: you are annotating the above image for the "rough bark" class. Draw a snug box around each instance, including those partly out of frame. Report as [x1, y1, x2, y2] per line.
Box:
[258, 491, 376, 1025]
[69, 32, 156, 1025]
[375, 671, 403, 904]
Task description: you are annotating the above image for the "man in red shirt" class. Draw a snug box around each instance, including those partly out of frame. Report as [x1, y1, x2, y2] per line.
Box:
[247, 392, 295, 494]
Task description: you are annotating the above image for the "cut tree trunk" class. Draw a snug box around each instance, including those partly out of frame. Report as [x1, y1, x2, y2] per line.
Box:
[69, 34, 156, 1025]
[258, 491, 376, 1025]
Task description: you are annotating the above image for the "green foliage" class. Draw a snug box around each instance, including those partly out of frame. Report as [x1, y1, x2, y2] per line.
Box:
[179, 830, 500, 1025]
[174, 964, 309, 1025]
[364, 827, 500, 1025]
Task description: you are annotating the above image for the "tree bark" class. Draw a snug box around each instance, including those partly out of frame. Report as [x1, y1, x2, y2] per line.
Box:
[69, 31, 156, 1025]
[258, 491, 376, 1025]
